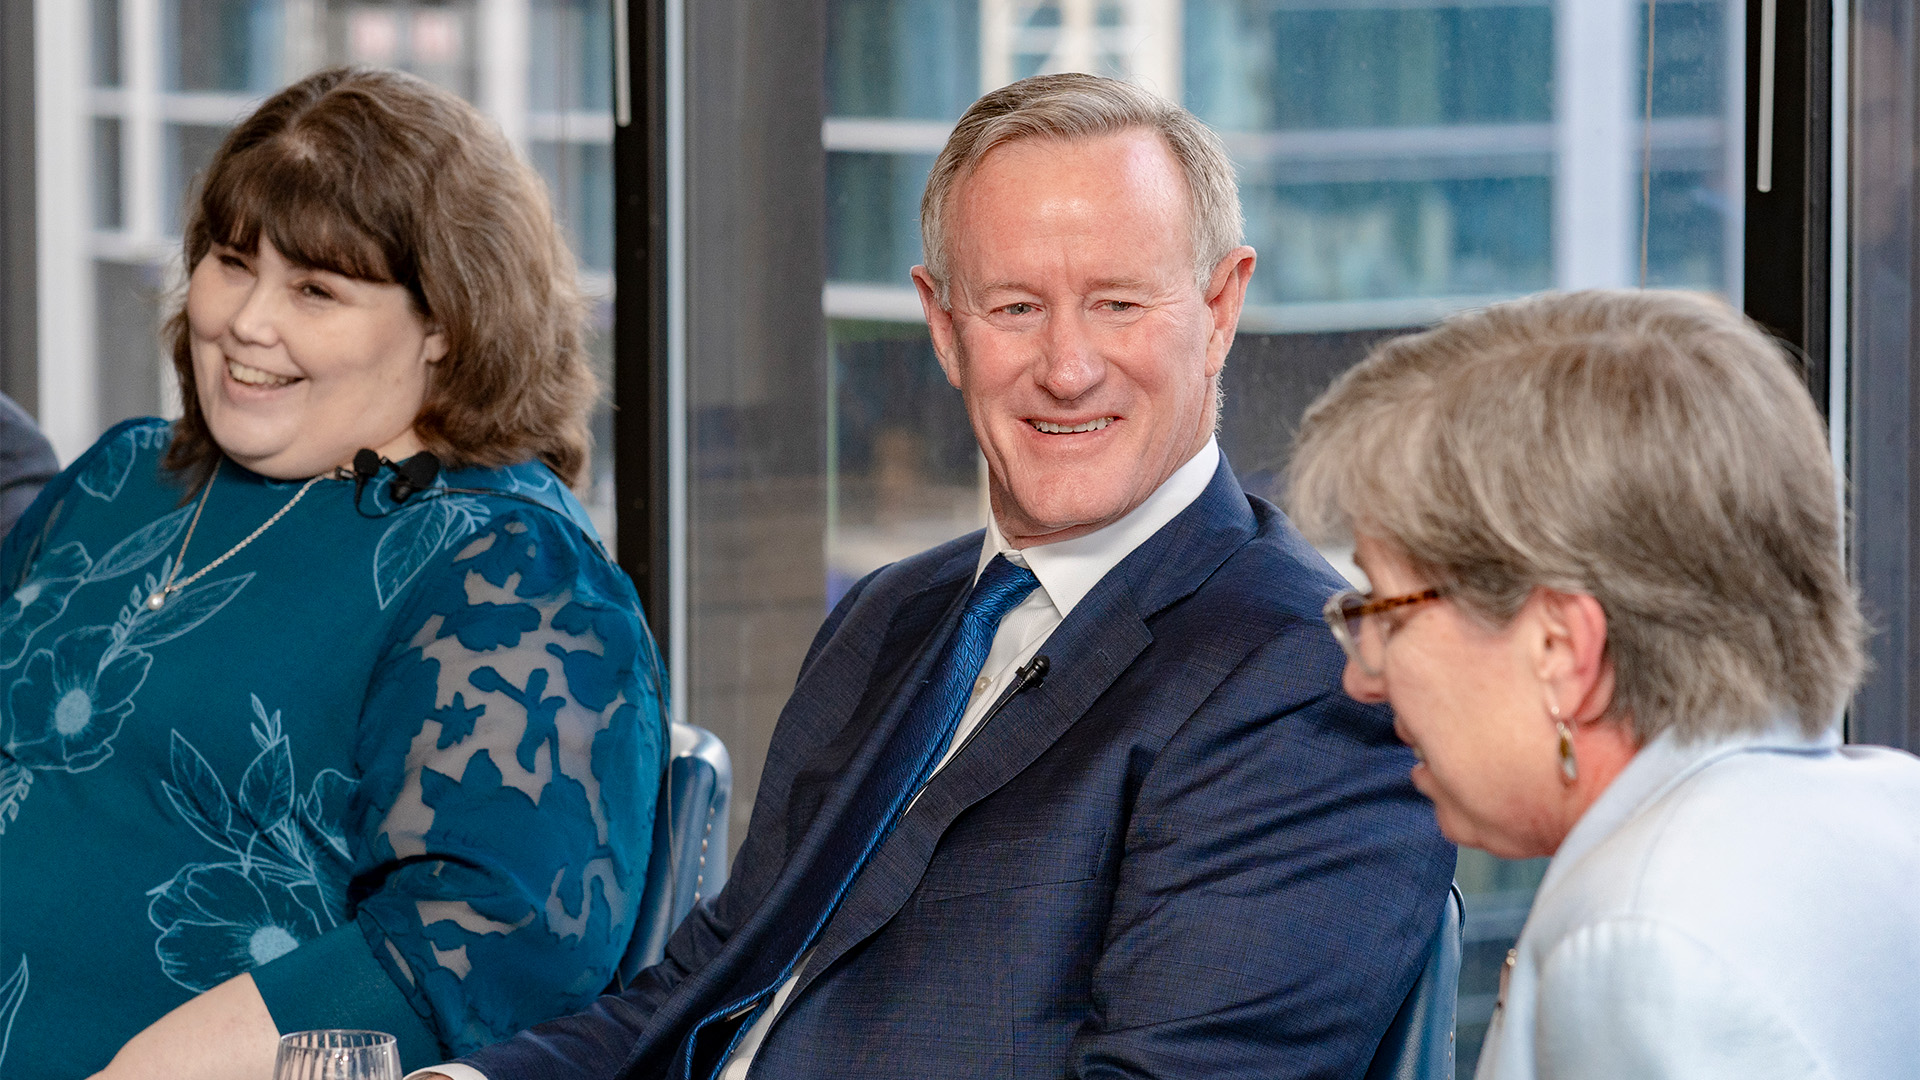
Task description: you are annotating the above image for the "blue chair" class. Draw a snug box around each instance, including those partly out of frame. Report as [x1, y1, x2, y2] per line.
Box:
[1364, 884, 1464, 1080]
[617, 721, 733, 986]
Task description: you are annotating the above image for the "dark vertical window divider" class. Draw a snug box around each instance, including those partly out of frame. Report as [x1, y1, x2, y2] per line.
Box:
[1745, 0, 1832, 399]
[613, 0, 673, 646]
[0, 0, 37, 412]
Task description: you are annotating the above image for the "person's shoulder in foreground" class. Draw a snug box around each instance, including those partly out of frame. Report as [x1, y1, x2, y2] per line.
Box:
[1497, 723, 1920, 1080]
[0, 391, 58, 539]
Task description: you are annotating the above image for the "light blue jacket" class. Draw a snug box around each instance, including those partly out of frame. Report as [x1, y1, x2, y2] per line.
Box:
[1477, 719, 1920, 1079]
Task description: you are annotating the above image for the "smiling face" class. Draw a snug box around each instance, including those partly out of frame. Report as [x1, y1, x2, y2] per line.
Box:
[185, 238, 447, 479]
[912, 130, 1254, 546]
[1342, 534, 1576, 859]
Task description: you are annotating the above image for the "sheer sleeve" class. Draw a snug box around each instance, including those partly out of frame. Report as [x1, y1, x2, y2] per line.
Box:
[342, 505, 665, 1054]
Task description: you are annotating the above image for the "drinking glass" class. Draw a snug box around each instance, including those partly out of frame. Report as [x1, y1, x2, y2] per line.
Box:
[272, 1029, 401, 1080]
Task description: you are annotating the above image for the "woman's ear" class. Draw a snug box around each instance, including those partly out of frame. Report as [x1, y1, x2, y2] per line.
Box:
[1530, 588, 1613, 724]
[422, 325, 449, 365]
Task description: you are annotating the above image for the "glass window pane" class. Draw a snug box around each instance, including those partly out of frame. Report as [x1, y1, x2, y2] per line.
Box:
[167, 0, 284, 93]
[166, 123, 230, 236]
[1185, 3, 1553, 131]
[827, 0, 979, 119]
[332, 2, 478, 99]
[827, 319, 979, 605]
[92, 118, 124, 231]
[826, 151, 934, 285]
[530, 139, 614, 275]
[93, 260, 165, 424]
[530, 0, 613, 113]
[92, 0, 123, 87]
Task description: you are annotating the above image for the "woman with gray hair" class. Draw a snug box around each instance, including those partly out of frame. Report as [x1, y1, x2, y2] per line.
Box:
[1288, 288, 1920, 1079]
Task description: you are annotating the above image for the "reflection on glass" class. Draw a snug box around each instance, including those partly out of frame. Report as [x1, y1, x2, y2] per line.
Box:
[94, 260, 166, 427]
[334, 2, 477, 99]
[1644, 0, 1728, 117]
[1645, 168, 1730, 288]
[827, 320, 979, 606]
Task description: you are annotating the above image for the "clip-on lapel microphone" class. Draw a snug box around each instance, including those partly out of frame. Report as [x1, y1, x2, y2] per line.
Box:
[351, 448, 443, 506]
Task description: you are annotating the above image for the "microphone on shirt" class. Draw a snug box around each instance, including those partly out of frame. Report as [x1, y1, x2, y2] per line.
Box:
[351, 448, 443, 506]
[1009, 654, 1049, 696]
[948, 654, 1051, 767]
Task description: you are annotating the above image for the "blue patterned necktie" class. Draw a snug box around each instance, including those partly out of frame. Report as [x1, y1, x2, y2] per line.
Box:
[678, 554, 1041, 1079]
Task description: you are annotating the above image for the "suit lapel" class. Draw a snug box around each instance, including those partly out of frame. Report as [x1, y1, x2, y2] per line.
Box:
[791, 458, 1260, 994]
[777, 552, 976, 844]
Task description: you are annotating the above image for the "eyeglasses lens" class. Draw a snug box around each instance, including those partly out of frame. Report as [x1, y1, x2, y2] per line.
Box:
[1341, 595, 1379, 674]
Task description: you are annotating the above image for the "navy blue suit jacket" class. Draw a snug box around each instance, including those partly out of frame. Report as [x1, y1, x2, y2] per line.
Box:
[462, 459, 1455, 1079]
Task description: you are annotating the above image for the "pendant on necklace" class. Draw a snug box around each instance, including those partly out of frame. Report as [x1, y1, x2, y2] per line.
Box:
[146, 591, 167, 611]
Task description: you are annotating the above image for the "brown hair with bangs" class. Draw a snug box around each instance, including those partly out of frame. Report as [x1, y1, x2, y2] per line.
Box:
[165, 66, 595, 484]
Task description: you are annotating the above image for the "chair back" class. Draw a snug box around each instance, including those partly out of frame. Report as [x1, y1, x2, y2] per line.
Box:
[617, 721, 733, 986]
[1363, 883, 1464, 1080]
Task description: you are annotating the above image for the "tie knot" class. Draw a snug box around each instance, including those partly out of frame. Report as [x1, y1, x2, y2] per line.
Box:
[967, 555, 1040, 625]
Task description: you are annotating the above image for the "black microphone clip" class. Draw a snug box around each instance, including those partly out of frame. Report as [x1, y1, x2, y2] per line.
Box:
[388, 452, 441, 503]
[351, 448, 383, 504]
[350, 448, 442, 506]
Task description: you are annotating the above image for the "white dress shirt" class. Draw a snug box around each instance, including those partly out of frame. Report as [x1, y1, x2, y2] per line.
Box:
[414, 439, 1220, 1080]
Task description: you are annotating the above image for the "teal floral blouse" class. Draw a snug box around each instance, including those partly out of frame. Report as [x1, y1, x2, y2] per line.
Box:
[0, 419, 664, 1075]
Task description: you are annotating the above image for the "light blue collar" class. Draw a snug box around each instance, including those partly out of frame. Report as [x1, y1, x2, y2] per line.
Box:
[1538, 714, 1840, 901]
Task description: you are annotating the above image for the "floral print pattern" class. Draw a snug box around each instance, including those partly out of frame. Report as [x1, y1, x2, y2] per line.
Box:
[0, 543, 91, 667]
[5, 626, 153, 772]
[0, 419, 661, 1076]
[149, 698, 357, 991]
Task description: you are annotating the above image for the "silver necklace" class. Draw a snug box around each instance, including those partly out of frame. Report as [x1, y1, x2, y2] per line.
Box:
[145, 461, 326, 610]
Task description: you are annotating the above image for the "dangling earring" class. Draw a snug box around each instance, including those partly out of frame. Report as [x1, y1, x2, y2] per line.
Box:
[1548, 693, 1577, 784]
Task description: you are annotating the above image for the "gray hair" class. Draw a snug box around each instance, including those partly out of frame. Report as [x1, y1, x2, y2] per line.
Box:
[918, 72, 1243, 307]
[1287, 289, 1865, 743]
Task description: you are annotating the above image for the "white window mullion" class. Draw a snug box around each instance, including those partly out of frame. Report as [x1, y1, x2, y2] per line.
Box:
[35, 0, 97, 459]
[1124, 0, 1181, 101]
[477, 0, 529, 154]
[1553, 0, 1635, 289]
[124, 0, 161, 247]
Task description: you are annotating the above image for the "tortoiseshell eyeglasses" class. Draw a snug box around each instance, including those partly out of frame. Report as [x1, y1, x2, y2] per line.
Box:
[1322, 586, 1447, 676]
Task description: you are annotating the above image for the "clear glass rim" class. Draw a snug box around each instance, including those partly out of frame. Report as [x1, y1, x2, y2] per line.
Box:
[276, 1029, 398, 1050]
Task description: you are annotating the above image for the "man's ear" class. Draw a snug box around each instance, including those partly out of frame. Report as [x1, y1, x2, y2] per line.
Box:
[911, 265, 963, 389]
[1203, 246, 1256, 377]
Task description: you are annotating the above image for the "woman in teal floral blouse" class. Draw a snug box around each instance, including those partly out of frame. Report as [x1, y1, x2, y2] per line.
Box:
[0, 67, 664, 1077]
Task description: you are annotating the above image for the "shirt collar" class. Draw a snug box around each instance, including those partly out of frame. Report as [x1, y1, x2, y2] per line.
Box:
[1537, 713, 1840, 901]
[976, 437, 1220, 618]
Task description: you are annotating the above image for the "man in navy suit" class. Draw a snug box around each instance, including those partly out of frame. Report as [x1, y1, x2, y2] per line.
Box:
[422, 72, 1452, 1080]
